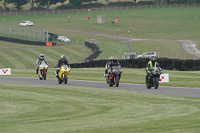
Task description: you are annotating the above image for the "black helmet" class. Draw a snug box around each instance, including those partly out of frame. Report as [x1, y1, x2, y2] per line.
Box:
[113, 57, 117, 63]
[151, 56, 156, 63]
[39, 54, 44, 60]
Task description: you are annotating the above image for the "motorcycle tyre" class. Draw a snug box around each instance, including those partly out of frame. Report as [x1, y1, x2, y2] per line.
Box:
[42, 71, 46, 80]
[146, 83, 151, 89]
[64, 74, 68, 84]
[146, 78, 151, 89]
[58, 77, 62, 84]
[39, 73, 42, 80]
[154, 77, 159, 89]
[109, 83, 113, 87]
[115, 76, 119, 87]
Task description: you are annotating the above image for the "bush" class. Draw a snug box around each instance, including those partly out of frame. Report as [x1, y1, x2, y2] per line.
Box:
[0, 6, 4, 12]
[107, 1, 136, 7]
[137, 1, 155, 5]
[56, 3, 105, 10]
[30, 6, 46, 11]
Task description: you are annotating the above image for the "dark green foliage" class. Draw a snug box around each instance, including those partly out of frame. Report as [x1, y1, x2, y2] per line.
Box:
[7, 0, 28, 11]
[107, 1, 136, 7]
[35, 0, 66, 9]
[69, 0, 83, 6]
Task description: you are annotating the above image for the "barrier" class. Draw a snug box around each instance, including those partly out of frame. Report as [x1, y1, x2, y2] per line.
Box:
[84, 41, 102, 62]
[71, 58, 200, 71]
[0, 36, 56, 46]
[46, 42, 52, 46]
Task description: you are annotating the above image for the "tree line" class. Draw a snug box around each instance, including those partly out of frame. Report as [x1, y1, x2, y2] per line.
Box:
[0, 0, 200, 11]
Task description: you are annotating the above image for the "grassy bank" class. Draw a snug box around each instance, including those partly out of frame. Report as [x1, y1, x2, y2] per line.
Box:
[1, 7, 200, 60]
[0, 83, 200, 133]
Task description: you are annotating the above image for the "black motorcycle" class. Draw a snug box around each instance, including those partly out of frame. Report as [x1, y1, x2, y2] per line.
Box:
[146, 67, 162, 89]
[106, 66, 122, 87]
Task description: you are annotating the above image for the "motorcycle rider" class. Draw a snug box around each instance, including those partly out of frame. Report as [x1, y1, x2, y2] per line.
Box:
[36, 54, 48, 75]
[104, 56, 112, 77]
[145, 56, 161, 83]
[105, 56, 121, 79]
[55, 55, 70, 77]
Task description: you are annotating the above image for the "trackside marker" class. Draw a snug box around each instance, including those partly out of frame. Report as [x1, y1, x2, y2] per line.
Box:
[159, 74, 169, 83]
[0, 68, 11, 75]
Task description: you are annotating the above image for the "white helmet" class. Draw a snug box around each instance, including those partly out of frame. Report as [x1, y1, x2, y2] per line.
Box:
[39, 54, 44, 60]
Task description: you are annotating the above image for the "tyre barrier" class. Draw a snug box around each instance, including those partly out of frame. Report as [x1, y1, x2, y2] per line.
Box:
[0, 36, 56, 46]
[84, 41, 102, 62]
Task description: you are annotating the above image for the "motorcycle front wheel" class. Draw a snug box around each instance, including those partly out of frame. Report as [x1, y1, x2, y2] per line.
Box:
[58, 77, 62, 84]
[154, 77, 159, 89]
[42, 70, 46, 80]
[64, 74, 68, 84]
[115, 76, 119, 87]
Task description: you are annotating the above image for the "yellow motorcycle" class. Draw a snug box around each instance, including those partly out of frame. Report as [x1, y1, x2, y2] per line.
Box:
[38, 61, 48, 80]
[57, 65, 70, 84]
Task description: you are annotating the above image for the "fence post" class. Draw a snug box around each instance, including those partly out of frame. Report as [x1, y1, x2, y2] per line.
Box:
[9, 26, 11, 34]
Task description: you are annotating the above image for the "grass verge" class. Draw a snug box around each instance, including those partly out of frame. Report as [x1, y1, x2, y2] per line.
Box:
[0, 83, 199, 133]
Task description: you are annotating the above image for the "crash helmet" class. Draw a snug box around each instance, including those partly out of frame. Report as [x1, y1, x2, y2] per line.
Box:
[39, 54, 44, 60]
[151, 56, 156, 63]
[61, 55, 66, 61]
[112, 57, 117, 63]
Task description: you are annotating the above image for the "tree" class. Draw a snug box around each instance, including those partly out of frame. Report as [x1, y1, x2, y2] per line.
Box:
[35, 0, 66, 9]
[27, 0, 35, 8]
[104, 0, 109, 4]
[83, 0, 97, 4]
[7, 0, 28, 11]
[1, 0, 8, 10]
[69, 0, 84, 6]
[153, 0, 163, 4]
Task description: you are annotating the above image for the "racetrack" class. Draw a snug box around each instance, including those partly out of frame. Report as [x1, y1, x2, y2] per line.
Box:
[0, 77, 200, 98]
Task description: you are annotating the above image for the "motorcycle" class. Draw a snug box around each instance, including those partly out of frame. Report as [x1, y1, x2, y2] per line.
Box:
[106, 66, 122, 87]
[38, 61, 48, 80]
[146, 67, 162, 89]
[57, 65, 70, 84]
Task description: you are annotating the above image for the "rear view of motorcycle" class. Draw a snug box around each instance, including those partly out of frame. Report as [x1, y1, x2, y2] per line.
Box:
[106, 66, 122, 87]
[38, 61, 48, 80]
[57, 65, 70, 84]
[146, 67, 162, 89]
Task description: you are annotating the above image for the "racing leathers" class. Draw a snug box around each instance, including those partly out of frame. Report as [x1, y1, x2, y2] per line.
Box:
[36, 58, 48, 74]
[56, 58, 70, 77]
[145, 61, 161, 82]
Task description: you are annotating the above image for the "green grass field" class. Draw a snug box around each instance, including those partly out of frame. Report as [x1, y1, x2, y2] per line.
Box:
[0, 41, 92, 68]
[0, 82, 200, 133]
[1, 7, 200, 60]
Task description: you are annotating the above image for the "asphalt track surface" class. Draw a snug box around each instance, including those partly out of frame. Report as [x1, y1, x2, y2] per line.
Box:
[0, 77, 200, 98]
